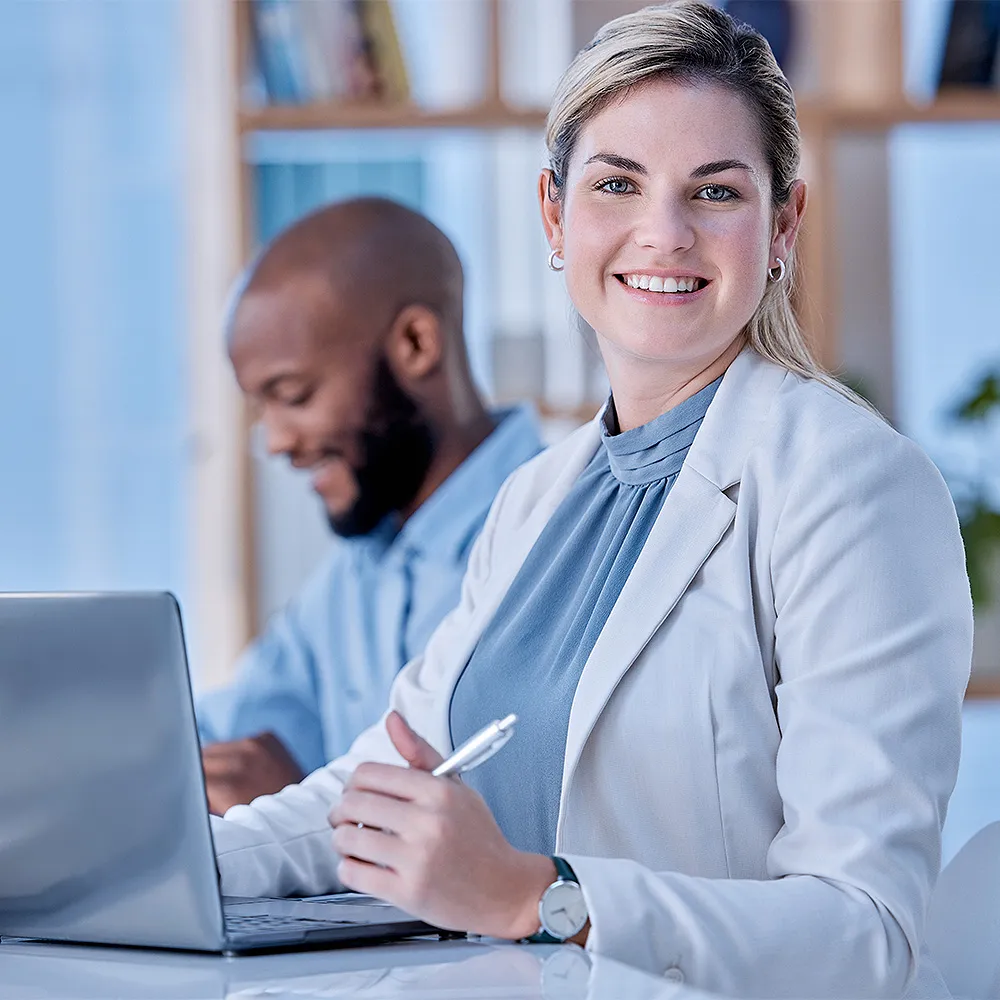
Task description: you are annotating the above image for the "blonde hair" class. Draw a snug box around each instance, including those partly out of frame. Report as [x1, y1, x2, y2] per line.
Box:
[546, 0, 871, 409]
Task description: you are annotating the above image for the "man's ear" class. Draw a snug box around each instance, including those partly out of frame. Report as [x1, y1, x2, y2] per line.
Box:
[538, 169, 564, 253]
[384, 304, 444, 383]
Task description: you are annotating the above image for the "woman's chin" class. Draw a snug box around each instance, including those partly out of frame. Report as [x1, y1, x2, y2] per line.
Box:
[598, 329, 713, 367]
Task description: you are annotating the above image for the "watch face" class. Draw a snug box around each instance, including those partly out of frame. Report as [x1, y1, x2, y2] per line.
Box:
[540, 880, 588, 940]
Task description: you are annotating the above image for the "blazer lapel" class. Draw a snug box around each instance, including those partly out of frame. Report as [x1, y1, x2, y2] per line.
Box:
[559, 348, 789, 807]
[560, 467, 736, 803]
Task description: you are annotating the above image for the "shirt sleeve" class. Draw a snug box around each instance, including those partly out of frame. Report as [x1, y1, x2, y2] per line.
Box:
[196, 559, 335, 776]
[565, 423, 973, 998]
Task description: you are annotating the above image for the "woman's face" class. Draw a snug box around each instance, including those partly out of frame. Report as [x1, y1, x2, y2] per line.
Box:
[540, 78, 803, 374]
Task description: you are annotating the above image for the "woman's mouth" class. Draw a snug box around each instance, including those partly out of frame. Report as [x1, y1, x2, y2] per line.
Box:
[616, 273, 709, 294]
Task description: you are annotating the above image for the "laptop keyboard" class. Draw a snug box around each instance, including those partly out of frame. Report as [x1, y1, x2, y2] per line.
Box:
[225, 914, 354, 934]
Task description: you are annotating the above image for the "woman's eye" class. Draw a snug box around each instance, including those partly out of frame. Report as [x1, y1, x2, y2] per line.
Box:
[597, 176, 635, 195]
[697, 184, 737, 203]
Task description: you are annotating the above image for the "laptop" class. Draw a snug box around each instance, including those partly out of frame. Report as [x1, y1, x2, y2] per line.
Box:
[0, 591, 440, 953]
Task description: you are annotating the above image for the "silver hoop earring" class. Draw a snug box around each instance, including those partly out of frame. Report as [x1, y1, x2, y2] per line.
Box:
[547, 249, 564, 272]
[768, 257, 786, 283]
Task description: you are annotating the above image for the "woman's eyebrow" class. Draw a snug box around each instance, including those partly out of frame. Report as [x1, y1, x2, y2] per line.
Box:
[582, 154, 758, 182]
[582, 153, 647, 175]
[690, 159, 756, 179]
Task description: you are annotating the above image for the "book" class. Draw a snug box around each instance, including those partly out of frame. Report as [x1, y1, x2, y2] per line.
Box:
[938, 0, 1000, 88]
[357, 0, 410, 103]
[296, 1, 340, 101]
[251, 0, 309, 103]
[309, 1, 368, 100]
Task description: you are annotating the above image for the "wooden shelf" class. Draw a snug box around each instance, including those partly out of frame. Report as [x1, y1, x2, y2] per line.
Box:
[967, 675, 1000, 700]
[238, 90, 1000, 136]
[798, 91, 1000, 131]
[239, 100, 548, 133]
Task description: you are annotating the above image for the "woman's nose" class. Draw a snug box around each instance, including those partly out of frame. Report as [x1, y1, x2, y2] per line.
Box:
[633, 197, 696, 254]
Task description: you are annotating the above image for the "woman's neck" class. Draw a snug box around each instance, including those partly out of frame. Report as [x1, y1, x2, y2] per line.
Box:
[604, 336, 744, 432]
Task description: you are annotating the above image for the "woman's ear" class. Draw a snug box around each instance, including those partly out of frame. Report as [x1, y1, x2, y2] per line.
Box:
[384, 304, 443, 384]
[770, 179, 807, 266]
[538, 169, 564, 252]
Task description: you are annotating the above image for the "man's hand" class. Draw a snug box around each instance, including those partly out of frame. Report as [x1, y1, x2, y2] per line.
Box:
[202, 732, 305, 816]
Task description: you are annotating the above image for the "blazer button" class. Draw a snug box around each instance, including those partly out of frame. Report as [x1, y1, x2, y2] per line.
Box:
[663, 966, 685, 983]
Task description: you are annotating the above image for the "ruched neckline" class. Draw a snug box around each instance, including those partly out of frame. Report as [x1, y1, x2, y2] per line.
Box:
[601, 377, 722, 486]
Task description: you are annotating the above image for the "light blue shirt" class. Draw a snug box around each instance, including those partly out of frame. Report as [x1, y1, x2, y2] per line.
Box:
[449, 380, 721, 854]
[197, 406, 542, 774]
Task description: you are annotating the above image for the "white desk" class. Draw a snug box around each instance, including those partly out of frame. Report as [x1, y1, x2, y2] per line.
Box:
[0, 937, 708, 999]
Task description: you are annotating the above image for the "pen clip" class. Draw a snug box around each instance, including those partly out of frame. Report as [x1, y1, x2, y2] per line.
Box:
[453, 724, 515, 773]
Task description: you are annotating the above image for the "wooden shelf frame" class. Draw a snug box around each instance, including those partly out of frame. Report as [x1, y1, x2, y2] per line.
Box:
[797, 92, 1000, 132]
[238, 100, 548, 133]
[967, 676, 1000, 700]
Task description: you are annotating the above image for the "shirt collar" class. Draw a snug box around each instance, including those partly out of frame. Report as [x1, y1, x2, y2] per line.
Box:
[601, 377, 722, 486]
[383, 404, 543, 564]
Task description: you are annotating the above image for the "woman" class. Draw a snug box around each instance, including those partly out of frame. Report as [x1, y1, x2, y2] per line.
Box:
[213, 4, 972, 996]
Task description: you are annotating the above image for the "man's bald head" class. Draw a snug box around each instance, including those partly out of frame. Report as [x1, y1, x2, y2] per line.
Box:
[232, 197, 465, 355]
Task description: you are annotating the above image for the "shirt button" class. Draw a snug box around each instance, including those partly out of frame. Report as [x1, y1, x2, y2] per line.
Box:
[663, 966, 685, 983]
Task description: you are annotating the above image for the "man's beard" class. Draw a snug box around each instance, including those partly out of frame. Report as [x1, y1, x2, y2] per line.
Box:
[327, 359, 436, 538]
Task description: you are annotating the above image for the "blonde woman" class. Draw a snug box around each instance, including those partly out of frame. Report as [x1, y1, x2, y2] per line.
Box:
[212, 4, 972, 995]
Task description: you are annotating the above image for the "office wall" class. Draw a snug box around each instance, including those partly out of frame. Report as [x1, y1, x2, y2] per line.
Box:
[0, 2, 192, 636]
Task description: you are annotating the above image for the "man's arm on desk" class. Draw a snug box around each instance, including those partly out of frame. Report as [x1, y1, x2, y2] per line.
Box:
[202, 732, 305, 815]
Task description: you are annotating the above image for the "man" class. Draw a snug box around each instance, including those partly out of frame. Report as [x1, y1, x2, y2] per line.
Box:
[197, 197, 542, 814]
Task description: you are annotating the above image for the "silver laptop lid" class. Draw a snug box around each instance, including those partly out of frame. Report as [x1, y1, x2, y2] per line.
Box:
[0, 592, 225, 951]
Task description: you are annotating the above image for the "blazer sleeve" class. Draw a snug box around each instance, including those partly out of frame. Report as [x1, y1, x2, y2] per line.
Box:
[211, 475, 516, 899]
[565, 422, 973, 998]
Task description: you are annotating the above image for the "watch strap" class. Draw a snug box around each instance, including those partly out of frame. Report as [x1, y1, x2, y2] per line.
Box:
[552, 856, 578, 883]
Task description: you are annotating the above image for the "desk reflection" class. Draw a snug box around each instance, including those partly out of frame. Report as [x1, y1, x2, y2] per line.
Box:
[0, 937, 703, 999]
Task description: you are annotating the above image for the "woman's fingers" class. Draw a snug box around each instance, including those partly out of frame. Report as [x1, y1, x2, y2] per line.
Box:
[386, 710, 445, 772]
[348, 760, 445, 804]
[337, 855, 397, 901]
[330, 788, 409, 833]
[332, 822, 405, 870]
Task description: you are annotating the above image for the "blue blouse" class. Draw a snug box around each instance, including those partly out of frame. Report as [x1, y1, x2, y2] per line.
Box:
[448, 378, 721, 854]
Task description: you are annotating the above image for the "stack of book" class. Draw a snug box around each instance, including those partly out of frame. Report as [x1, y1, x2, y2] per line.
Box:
[249, 0, 409, 105]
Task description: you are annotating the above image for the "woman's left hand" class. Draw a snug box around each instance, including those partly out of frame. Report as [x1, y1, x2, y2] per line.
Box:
[328, 711, 555, 939]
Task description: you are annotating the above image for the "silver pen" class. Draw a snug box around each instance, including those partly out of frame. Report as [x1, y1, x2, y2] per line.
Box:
[431, 713, 517, 778]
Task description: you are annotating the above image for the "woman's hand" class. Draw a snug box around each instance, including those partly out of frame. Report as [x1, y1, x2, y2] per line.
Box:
[328, 711, 556, 939]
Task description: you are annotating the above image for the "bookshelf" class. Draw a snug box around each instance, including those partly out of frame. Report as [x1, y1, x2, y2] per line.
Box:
[226, 0, 1000, 693]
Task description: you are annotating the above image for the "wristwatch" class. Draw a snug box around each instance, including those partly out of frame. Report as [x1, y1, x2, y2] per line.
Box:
[529, 856, 589, 943]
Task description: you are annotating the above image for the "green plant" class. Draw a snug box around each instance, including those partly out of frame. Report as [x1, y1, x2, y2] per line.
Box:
[947, 371, 1000, 607]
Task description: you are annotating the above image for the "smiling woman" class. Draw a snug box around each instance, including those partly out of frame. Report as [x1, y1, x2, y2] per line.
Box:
[209, 5, 973, 997]
[539, 77, 790, 429]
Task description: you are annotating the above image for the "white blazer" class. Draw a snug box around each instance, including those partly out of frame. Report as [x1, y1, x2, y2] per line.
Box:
[214, 349, 973, 998]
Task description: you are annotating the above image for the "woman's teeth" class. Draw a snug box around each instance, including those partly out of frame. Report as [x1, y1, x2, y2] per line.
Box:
[622, 274, 703, 293]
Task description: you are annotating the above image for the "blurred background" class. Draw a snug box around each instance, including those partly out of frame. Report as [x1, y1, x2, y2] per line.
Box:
[1, 0, 998, 859]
